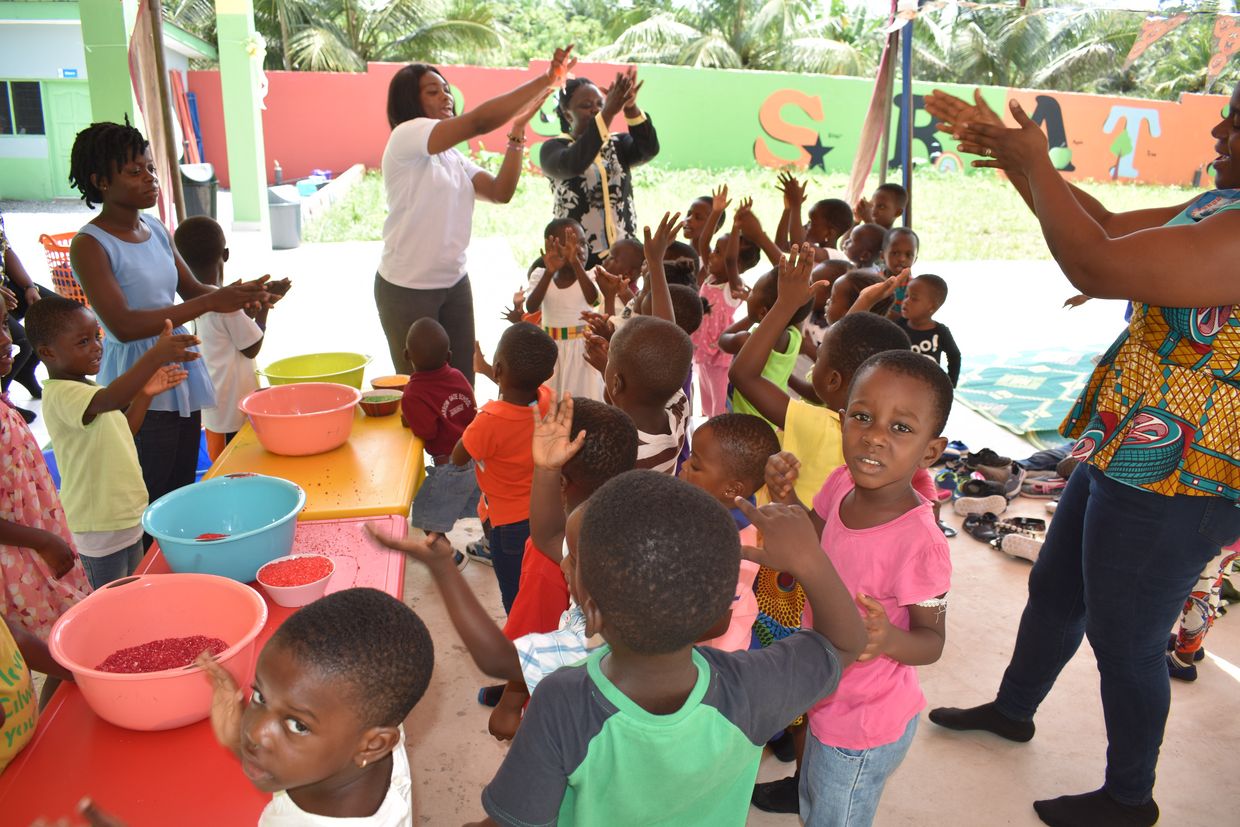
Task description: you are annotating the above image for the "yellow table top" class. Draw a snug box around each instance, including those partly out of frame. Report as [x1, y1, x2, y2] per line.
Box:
[205, 409, 425, 521]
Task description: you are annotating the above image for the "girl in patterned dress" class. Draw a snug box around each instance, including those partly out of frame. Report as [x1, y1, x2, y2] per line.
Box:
[693, 202, 757, 417]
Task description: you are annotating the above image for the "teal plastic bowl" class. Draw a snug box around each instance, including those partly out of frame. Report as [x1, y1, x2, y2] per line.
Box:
[142, 474, 306, 582]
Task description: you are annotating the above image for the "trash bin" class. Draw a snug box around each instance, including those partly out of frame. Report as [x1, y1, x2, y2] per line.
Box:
[180, 163, 217, 219]
[268, 185, 302, 250]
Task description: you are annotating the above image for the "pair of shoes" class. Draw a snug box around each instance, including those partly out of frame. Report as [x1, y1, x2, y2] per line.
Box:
[466, 538, 493, 567]
[963, 512, 1001, 543]
[751, 773, 799, 814]
[454, 550, 469, 571]
[958, 466, 1024, 501]
[767, 729, 796, 763]
[938, 520, 958, 538]
[1166, 635, 1206, 662]
[999, 533, 1043, 563]
[954, 494, 1007, 518]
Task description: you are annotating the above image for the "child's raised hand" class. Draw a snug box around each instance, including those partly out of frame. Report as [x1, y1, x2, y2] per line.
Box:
[774, 243, 815, 309]
[150, 319, 202, 363]
[854, 197, 873, 224]
[365, 524, 457, 569]
[142, 364, 188, 397]
[583, 331, 609, 375]
[215, 275, 272, 313]
[593, 266, 626, 299]
[776, 172, 804, 207]
[579, 310, 614, 340]
[849, 274, 900, 315]
[855, 593, 892, 663]
[734, 499, 821, 576]
[642, 211, 683, 263]
[195, 652, 244, 755]
[732, 196, 754, 229]
[533, 392, 585, 470]
[765, 451, 801, 504]
[543, 237, 568, 274]
[711, 184, 731, 215]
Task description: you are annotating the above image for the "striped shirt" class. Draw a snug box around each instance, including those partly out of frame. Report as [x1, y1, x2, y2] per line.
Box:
[635, 390, 689, 474]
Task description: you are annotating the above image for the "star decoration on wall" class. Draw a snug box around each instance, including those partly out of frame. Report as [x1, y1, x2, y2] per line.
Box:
[802, 136, 834, 170]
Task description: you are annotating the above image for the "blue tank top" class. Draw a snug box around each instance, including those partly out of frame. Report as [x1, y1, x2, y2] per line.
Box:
[73, 216, 215, 416]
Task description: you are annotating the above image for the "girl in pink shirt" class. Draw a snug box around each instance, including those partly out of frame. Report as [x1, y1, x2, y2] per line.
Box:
[766, 349, 955, 826]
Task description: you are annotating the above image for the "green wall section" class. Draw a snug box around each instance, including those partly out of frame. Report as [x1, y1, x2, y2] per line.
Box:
[78, 0, 139, 125]
[214, 0, 266, 226]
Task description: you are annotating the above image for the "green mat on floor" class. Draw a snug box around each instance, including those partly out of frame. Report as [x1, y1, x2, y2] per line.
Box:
[954, 349, 1100, 449]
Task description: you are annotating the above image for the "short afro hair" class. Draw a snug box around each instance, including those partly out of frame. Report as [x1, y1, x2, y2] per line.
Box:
[737, 236, 762, 272]
[69, 121, 149, 208]
[875, 182, 909, 208]
[668, 283, 705, 336]
[608, 315, 692, 404]
[405, 317, 450, 372]
[496, 322, 557, 391]
[822, 312, 910, 383]
[811, 198, 854, 233]
[693, 195, 726, 230]
[24, 294, 91, 351]
[388, 64, 448, 129]
[852, 349, 954, 435]
[173, 216, 226, 278]
[837, 269, 894, 317]
[701, 413, 781, 494]
[271, 588, 434, 727]
[913, 273, 948, 306]
[579, 470, 739, 653]
[563, 398, 639, 494]
[543, 217, 581, 241]
[751, 270, 813, 327]
[883, 226, 919, 252]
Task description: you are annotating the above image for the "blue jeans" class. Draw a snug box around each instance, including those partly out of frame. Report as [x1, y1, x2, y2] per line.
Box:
[799, 715, 917, 826]
[409, 461, 480, 534]
[78, 539, 145, 590]
[490, 519, 530, 614]
[995, 463, 1240, 804]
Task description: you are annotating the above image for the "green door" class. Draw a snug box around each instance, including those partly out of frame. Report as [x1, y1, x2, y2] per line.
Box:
[44, 81, 93, 198]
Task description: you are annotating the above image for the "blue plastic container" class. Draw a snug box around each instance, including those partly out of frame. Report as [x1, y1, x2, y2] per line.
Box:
[142, 474, 305, 582]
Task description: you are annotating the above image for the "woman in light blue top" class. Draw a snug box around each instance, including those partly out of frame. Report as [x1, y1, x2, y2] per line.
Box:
[68, 122, 272, 511]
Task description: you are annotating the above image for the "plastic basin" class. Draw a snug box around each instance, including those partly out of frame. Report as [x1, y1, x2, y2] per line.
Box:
[258, 352, 371, 389]
[142, 474, 305, 582]
[256, 554, 335, 608]
[48, 574, 268, 731]
[370, 374, 410, 391]
[359, 390, 401, 417]
[239, 383, 361, 456]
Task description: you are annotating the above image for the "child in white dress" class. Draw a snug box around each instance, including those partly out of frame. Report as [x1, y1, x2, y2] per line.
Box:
[526, 219, 603, 402]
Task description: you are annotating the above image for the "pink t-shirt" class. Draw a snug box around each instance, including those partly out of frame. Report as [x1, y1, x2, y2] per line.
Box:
[805, 467, 951, 750]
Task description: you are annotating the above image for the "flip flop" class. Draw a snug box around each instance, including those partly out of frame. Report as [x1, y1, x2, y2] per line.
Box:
[938, 520, 958, 538]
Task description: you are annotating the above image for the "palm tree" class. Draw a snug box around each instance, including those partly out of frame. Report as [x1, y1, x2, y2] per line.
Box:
[587, 0, 883, 75]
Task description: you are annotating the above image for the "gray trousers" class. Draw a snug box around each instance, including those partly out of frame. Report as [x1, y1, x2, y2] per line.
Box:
[374, 272, 475, 384]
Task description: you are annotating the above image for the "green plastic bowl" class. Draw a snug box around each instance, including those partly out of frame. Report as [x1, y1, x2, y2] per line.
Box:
[257, 352, 371, 389]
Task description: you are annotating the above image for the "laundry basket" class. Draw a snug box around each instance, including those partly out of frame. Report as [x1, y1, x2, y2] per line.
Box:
[38, 232, 90, 307]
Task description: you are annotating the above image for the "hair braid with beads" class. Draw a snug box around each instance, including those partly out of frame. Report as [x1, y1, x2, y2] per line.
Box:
[68, 120, 149, 208]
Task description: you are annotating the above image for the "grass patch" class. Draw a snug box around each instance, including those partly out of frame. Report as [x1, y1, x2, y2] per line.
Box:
[304, 164, 1196, 264]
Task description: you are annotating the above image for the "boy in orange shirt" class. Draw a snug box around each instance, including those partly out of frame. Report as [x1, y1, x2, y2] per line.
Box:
[453, 322, 557, 614]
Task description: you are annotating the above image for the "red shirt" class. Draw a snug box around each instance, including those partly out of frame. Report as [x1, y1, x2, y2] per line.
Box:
[401, 365, 477, 459]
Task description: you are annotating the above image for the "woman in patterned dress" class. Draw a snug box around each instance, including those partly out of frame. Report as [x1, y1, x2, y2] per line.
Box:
[540, 69, 660, 266]
[922, 86, 1240, 827]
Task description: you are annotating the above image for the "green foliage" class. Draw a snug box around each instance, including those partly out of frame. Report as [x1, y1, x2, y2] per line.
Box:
[304, 165, 1194, 265]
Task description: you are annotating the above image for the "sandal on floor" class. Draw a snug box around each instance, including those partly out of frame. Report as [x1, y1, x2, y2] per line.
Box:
[997, 516, 1047, 536]
[938, 520, 958, 538]
[963, 512, 1000, 543]
[959, 478, 1006, 498]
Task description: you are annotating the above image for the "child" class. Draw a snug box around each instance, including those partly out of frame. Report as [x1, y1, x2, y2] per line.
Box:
[371, 394, 638, 741]
[898, 274, 961, 387]
[403, 318, 479, 554]
[26, 297, 196, 588]
[808, 199, 855, 255]
[792, 260, 850, 397]
[719, 268, 812, 427]
[766, 349, 953, 826]
[173, 216, 290, 460]
[454, 322, 557, 612]
[1, 615, 72, 772]
[199, 588, 434, 826]
[684, 191, 725, 255]
[856, 182, 907, 230]
[526, 218, 602, 401]
[880, 227, 919, 320]
[824, 269, 889, 326]
[477, 470, 866, 826]
[603, 315, 692, 474]
[0, 300, 92, 648]
[842, 223, 886, 269]
[694, 204, 757, 417]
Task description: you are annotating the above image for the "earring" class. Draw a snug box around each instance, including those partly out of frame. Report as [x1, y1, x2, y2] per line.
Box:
[360, 759, 368, 768]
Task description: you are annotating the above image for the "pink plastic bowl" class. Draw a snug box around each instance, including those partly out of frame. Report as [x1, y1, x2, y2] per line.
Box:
[256, 554, 335, 608]
[48, 574, 268, 731]
[239, 382, 362, 456]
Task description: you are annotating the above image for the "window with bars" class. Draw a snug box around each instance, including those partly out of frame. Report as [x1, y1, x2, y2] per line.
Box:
[0, 82, 45, 135]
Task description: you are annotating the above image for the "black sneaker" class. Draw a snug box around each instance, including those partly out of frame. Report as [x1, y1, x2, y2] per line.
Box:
[768, 730, 796, 763]
[966, 448, 1012, 469]
[751, 774, 799, 814]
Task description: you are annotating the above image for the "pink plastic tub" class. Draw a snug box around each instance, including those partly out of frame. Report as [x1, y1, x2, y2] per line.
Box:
[239, 382, 362, 456]
[48, 574, 268, 731]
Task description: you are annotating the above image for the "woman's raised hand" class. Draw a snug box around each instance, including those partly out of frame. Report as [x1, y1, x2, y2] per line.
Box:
[925, 88, 1004, 137]
[620, 66, 642, 115]
[601, 71, 633, 125]
[544, 45, 577, 88]
[957, 100, 1049, 174]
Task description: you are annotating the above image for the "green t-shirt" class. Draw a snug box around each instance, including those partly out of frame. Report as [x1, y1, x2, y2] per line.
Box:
[730, 326, 803, 428]
[482, 632, 840, 826]
[42, 379, 147, 533]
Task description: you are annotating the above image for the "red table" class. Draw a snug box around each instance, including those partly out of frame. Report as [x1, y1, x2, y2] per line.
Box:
[0, 515, 408, 826]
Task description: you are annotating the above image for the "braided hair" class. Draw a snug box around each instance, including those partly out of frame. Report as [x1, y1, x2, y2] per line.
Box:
[555, 77, 595, 134]
[68, 120, 148, 208]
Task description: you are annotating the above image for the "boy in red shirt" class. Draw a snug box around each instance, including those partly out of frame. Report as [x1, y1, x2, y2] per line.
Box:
[404, 319, 479, 563]
[453, 322, 557, 614]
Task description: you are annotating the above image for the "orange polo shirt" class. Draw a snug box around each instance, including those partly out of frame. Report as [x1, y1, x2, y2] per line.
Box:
[461, 385, 552, 527]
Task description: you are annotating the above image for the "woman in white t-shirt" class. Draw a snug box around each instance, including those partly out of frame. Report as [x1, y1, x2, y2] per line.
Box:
[377, 47, 575, 382]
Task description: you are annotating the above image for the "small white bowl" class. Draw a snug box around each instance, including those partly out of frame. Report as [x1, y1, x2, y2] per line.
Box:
[255, 554, 335, 608]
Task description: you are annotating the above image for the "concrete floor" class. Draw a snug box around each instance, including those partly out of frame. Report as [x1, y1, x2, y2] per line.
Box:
[3, 198, 1237, 825]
